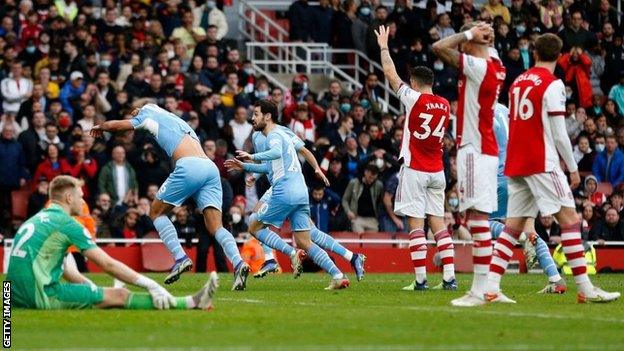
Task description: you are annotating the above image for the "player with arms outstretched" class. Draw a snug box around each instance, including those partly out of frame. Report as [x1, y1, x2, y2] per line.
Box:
[432, 22, 506, 306]
[484, 33, 619, 305]
[376, 25, 456, 291]
[7, 175, 217, 310]
[91, 104, 247, 288]
[230, 128, 366, 281]
[234, 100, 350, 289]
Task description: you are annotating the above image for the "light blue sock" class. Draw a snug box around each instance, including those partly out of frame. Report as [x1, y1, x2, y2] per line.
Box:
[307, 243, 342, 279]
[310, 225, 352, 261]
[153, 216, 186, 260]
[214, 227, 243, 269]
[535, 236, 561, 282]
[256, 228, 296, 257]
[489, 220, 505, 240]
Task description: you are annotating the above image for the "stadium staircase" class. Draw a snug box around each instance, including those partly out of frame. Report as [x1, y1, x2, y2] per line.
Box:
[237, 0, 402, 115]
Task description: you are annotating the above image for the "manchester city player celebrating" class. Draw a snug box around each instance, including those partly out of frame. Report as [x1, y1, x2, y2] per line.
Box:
[91, 104, 248, 289]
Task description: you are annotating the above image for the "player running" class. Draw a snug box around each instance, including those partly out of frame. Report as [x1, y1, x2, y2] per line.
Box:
[490, 102, 567, 294]
[375, 25, 456, 291]
[7, 175, 218, 310]
[484, 33, 620, 305]
[234, 100, 350, 290]
[229, 127, 366, 281]
[432, 22, 506, 306]
[91, 104, 247, 288]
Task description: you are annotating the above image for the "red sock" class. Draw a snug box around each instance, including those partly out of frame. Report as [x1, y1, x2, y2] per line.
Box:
[433, 229, 455, 281]
[487, 226, 522, 292]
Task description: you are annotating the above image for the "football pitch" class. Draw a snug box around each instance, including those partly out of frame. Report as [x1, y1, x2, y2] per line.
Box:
[10, 273, 624, 350]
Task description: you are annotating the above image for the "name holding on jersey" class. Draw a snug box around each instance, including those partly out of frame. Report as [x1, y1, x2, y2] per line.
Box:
[425, 102, 449, 113]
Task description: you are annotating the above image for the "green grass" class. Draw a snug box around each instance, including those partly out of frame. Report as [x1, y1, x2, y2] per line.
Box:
[10, 273, 624, 350]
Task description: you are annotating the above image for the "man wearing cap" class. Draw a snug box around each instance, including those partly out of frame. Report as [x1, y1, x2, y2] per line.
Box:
[59, 71, 85, 116]
[1, 61, 33, 115]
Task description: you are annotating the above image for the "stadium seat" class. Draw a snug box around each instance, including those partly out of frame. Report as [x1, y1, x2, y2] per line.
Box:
[11, 189, 29, 220]
[597, 182, 613, 196]
[141, 243, 175, 272]
[360, 232, 393, 247]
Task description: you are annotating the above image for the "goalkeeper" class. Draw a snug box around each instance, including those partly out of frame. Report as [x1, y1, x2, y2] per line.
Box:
[7, 175, 217, 310]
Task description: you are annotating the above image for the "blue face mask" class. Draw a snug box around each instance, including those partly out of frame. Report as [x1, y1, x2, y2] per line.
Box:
[359, 7, 371, 16]
[595, 143, 605, 152]
[449, 198, 459, 208]
[206, 1, 216, 9]
[100, 60, 111, 68]
[516, 25, 526, 35]
[26, 46, 36, 54]
[360, 99, 370, 109]
[340, 103, 352, 113]
[434, 62, 444, 71]
[256, 90, 269, 99]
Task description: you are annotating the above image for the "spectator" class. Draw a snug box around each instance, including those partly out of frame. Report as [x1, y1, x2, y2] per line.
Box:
[535, 214, 562, 244]
[32, 143, 72, 190]
[380, 170, 405, 233]
[589, 207, 624, 243]
[592, 135, 624, 188]
[327, 158, 349, 199]
[342, 165, 383, 232]
[580, 175, 607, 207]
[228, 203, 248, 238]
[329, 115, 355, 147]
[590, 0, 618, 33]
[112, 208, 140, 245]
[59, 71, 86, 116]
[27, 179, 48, 218]
[290, 103, 316, 143]
[288, 0, 313, 42]
[565, 102, 582, 141]
[173, 206, 197, 248]
[483, 0, 511, 24]
[98, 145, 138, 205]
[38, 121, 65, 156]
[509, 0, 531, 27]
[18, 111, 47, 173]
[192, 0, 228, 40]
[0, 124, 28, 232]
[16, 83, 46, 129]
[310, 185, 341, 233]
[68, 139, 97, 200]
[172, 9, 206, 58]
[229, 106, 252, 151]
[435, 13, 456, 40]
[558, 46, 593, 108]
[574, 135, 595, 173]
[608, 74, 624, 117]
[558, 10, 595, 51]
[319, 80, 345, 109]
[311, 0, 334, 45]
[94, 193, 113, 238]
[581, 204, 597, 232]
[1, 61, 33, 115]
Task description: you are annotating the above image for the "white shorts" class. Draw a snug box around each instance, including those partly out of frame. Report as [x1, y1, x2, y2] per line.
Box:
[507, 168, 575, 218]
[457, 145, 498, 213]
[394, 166, 446, 218]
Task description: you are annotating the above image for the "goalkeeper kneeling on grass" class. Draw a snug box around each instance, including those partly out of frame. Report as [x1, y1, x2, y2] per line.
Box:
[6, 175, 218, 310]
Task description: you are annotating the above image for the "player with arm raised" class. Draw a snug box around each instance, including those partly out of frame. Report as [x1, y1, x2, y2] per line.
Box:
[7, 175, 218, 310]
[484, 33, 619, 305]
[233, 100, 349, 290]
[231, 128, 366, 280]
[91, 104, 246, 288]
[432, 22, 506, 306]
[375, 25, 456, 291]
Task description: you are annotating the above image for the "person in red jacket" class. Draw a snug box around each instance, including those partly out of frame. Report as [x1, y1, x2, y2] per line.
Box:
[558, 46, 593, 108]
[68, 139, 98, 200]
[32, 143, 72, 190]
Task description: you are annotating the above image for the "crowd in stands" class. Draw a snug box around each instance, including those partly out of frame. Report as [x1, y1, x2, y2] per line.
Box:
[0, 0, 623, 255]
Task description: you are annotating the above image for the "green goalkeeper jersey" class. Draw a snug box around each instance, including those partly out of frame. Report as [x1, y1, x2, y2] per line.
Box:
[6, 204, 97, 308]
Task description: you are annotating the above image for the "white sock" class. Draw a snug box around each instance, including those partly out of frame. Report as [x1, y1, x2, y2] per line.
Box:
[471, 273, 487, 296]
[548, 273, 563, 283]
[185, 295, 196, 309]
[332, 272, 344, 280]
[264, 251, 274, 261]
[343, 251, 354, 261]
[443, 266, 455, 282]
[415, 273, 427, 284]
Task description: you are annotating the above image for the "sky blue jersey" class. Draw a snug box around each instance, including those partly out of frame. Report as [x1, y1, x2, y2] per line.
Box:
[130, 103, 199, 158]
[248, 127, 308, 205]
[250, 126, 305, 179]
[493, 103, 509, 178]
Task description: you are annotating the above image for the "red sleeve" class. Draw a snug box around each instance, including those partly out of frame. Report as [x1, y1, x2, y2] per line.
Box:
[557, 54, 570, 71]
[82, 159, 98, 178]
[579, 53, 592, 68]
[309, 103, 325, 124]
[283, 103, 296, 124]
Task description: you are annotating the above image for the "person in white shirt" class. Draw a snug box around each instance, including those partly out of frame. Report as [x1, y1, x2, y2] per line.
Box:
[192, 0, 228, 40]
[1, 62, 33, 114]
[229, 106, 252, 150]
[77, 105, 96, 132]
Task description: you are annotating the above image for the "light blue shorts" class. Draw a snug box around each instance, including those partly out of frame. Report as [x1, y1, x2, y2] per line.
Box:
[257, 198, 311, 232]
[490, 176, 508, 220]
[259, 186, 273, 204]
[156, 157, 222, 211]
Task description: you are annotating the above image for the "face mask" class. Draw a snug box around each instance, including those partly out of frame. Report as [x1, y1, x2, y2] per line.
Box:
[434, 62, 444, 71]
[256, 90, 269, 99]
[595, 143, 605, 152]
[519, 44, 529, 51]
[167, 50, 175, 59]
[566, 92, 573, 99]
[231, 212, 242, 224]
[244, 68, 255, 75]
[100, 60, 111, 68]
[360, 99, 370, 109]
[26, 46, 36, 54]
[340, 103, 351, 113]
[359, 7, 371, 16]
[449, 198, 459, 208]
[374, 157, 384, 169]
[206, 1, 216, 9]
[516, 25, 526, 34]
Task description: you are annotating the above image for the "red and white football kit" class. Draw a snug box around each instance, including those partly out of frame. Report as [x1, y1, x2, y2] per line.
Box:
[456, 53, 506, 213]
[394, 84, 451, 219]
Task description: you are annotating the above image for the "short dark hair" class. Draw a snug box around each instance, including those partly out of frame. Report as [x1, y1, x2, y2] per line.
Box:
[409, 66, 434, 87]
[534, 33, 563, 62]
[254, 100, 278, 121]
[312, 184, 325, 192]
[364, 164, 379, 175]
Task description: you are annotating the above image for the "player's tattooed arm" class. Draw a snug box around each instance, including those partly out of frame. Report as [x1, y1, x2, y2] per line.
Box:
[375, 25, 403, 93]
[431, 22, 493, 69]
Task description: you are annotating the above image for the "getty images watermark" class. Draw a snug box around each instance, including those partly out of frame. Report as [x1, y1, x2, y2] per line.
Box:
[3, 281, 10, 348]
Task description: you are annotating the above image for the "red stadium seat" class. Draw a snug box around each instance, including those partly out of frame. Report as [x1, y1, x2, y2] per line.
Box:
[597, 182, 613, 196]
[360, 232, 393, 247]
[141, 243, 175, 272]
[11, 189, 29, 220]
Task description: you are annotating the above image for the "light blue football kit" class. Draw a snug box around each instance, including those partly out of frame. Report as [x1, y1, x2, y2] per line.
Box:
[131, 104, 242, 269]
[489, 103, 560, 282]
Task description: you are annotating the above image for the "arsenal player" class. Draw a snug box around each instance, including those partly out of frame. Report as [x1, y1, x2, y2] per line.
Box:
[485, 33, 620, 305]
[432, 22, 506, 306]
[375, 25, 456, 291]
